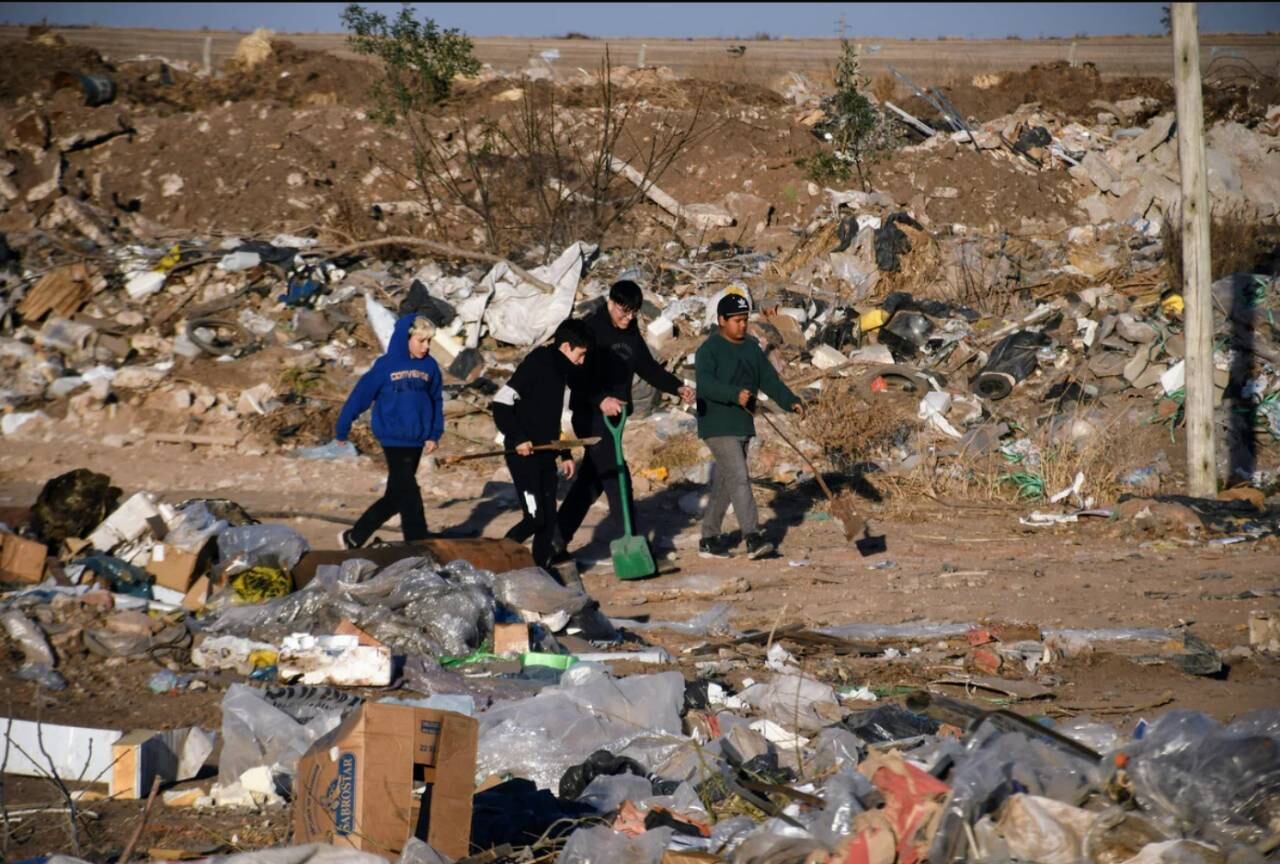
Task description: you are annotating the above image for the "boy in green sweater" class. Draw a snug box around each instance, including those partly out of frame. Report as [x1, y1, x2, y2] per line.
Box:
[695, 293, 804, 559]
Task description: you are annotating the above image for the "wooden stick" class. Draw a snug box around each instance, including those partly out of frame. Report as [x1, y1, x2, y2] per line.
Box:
[118, 777, 161, 863]
[312, 237, 555, 294]
[884, 101, 936, 137]
[441, 437, 601, 465]
[1173, 3, 1217, 497]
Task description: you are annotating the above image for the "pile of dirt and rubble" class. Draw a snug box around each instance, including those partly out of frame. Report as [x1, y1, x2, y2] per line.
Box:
[908, 61, 1174, 125]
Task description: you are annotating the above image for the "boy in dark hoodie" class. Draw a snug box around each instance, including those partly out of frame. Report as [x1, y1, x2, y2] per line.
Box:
[335, 314, 444, 549]
[492, 318, 594, 569]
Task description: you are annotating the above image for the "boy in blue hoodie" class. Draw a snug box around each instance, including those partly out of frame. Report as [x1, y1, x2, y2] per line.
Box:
[335, 314, 444, 549]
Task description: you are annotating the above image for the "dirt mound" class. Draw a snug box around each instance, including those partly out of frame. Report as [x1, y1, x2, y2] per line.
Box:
[0, 35, 114, 103]
[907, 62, 1173, 123]
[204, 38, 379, 109]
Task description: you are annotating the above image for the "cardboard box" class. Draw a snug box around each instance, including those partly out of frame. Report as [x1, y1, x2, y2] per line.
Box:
[182, 576, 210, 611]
[492, 622, 530, 656]
[294, 703, 478, 861]
[146, 543, 202, 593]
[1, 533, 48, 583]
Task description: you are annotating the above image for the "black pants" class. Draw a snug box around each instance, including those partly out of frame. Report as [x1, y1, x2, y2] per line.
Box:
[351, 445, 428, 546]
[503, 453, 564, 568]
[557, 413, 636, 548]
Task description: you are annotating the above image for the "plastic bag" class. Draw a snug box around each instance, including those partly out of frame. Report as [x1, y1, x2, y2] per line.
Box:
[809, 769, 876, 849]
[556, 824, 672, 864]
[163, 500, 229, 553]
[217, 524, 310, 572]
[1, 609, 67, 690]
[492, 566, 588, 617]
[1123, 709, 1280, 848]
[294, 440, 359, 460]
[973, 794, 1096, 864]
[396, 838, 454, 864]
[928, 726, 1101, 864]
[809, 727, 862, 775]
[739, 673, 838, 733]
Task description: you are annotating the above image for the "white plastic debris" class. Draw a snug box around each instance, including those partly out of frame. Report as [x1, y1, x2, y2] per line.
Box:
[218, 250, 261, 272]
[125, 270, 166, 300]
[364, 293, 398, 353]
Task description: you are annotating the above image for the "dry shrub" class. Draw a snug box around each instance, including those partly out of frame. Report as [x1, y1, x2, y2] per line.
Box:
[1163, 204, 1277, 289]
[870, 73, 897, 104]
[649, 432, 704, 472]
[801, 378, 914, 468]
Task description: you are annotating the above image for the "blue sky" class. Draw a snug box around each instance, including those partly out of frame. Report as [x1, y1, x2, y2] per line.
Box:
[2, 2, 1277, 38]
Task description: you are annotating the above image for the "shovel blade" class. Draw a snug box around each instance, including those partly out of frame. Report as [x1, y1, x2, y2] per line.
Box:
[610, 535, 656, 580]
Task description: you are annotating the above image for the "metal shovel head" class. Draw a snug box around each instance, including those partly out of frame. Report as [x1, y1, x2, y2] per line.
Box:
[610, 534, 656, 580]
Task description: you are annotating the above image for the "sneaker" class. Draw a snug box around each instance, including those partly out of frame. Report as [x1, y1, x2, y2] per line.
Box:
[745, 531, 776, 560]
[337, 529, 360, 550]
[698, 535, 734, 559]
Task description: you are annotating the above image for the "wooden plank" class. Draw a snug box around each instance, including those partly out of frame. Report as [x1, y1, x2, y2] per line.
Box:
[1173, 3, 1218, 497]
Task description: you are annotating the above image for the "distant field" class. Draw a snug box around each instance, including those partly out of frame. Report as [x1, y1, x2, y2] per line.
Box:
[3, 26, 1279, 86]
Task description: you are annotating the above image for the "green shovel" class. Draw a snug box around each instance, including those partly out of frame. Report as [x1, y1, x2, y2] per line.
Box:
[604, 408, 656, 580]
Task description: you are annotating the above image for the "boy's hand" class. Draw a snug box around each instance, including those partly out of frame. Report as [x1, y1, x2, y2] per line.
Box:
[678, 385, 695, 405]
[515, 441, 534, 456]
[737, 389, 753, 408]
[424, 440, 438, 455]
[792, 402, 806, 418]
[559, 458, 576, 479]
[600, 396, 624, 417]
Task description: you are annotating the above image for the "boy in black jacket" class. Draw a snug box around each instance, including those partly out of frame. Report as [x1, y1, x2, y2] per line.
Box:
[492, 318, 594, 569]
[558, 280, 695, 553]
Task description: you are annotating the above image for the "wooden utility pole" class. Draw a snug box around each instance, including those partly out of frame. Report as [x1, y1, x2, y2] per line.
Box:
[1173, 3, 1217, 497]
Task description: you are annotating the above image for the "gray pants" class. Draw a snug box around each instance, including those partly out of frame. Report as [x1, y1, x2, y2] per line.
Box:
[702, 436, 758, 538]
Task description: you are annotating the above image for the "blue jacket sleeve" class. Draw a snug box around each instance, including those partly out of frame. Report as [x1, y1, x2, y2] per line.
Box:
[428, 361, 445, 442]
[335, 366, 381, 441]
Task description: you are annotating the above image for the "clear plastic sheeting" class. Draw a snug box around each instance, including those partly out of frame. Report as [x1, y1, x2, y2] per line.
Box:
[216, 682, 350, 795]
[820, 621, 973, 640]
[205, 556, 498, 660]
[1124, 709, 1280, 848]
[556, 824, 672, 864]
[611, 602, 734, 637]
[477, 666, 684, 790]
[576, 773, 655, 813]
[217, 524, 310, 572]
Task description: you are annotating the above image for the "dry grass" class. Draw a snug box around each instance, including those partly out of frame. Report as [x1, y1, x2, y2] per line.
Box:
[870, 73, 897, 104]
[648, 431, 704, 471]
[872, 405, 1153, 519]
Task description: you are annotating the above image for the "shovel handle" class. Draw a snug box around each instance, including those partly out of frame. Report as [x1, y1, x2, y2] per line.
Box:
[603, 408, 636, 538]
[758, 410, 836, 502]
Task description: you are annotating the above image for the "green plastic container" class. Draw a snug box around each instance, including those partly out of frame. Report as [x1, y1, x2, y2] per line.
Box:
[520, 652, 577, 671]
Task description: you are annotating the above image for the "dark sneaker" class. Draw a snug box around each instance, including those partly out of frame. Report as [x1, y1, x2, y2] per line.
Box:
[745, 531, 776, 560]
[337, 529, 360, 550]
[698, 535, 734, 559]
